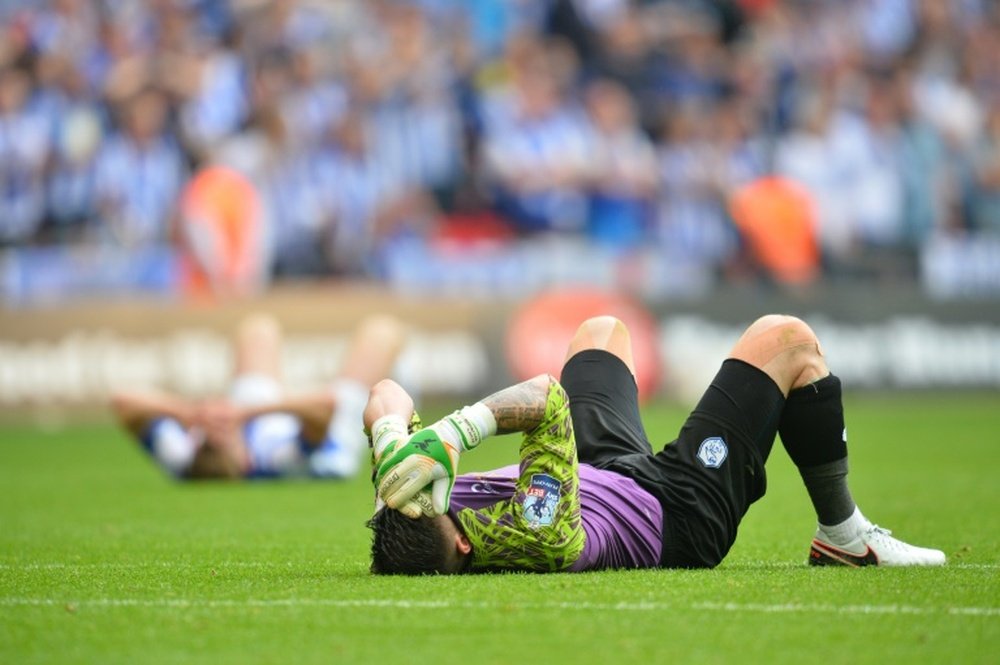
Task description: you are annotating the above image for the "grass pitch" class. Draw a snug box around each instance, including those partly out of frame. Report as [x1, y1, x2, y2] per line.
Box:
[1, 393, 998, 664]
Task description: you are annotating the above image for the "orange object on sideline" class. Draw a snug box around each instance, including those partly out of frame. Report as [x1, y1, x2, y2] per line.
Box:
[729, 176, 820, 285]
[178, 166, 265, 300]
[506, 288, 662, 400]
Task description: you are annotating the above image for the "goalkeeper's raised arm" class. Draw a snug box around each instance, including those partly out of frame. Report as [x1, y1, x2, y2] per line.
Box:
[369, 375, 576, 513]
[364, 374, 585, 574]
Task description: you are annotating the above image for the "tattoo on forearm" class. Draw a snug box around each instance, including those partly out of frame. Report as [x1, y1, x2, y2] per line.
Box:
[482, 377, 549, 434]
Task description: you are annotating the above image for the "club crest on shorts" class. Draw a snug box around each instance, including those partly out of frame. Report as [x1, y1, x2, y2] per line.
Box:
[521, 474, 561, 528]
[697, 437, 728, 468]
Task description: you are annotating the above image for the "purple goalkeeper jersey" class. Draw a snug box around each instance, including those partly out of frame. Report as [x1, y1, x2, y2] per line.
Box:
[449, 463, 663, 570]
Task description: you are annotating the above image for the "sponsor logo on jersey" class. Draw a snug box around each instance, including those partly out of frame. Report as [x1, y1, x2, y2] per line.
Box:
[521, 473, 561, 527]
[697, 437, 728, 468]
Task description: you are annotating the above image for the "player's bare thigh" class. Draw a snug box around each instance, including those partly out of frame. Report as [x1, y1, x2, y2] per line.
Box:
[728, 314, 829, 396]
[234, 313, 283, 379]
[338, 315, 407, 388]
[564, 316, 638, 378]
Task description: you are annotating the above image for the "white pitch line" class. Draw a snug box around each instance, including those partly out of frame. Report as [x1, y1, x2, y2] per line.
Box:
[2, 562, 997, 571]
[719, 562, 999, 571]
[693, 601, 1000, 617]
[0, 561, 298, 571]
[1, 597, 997, 617]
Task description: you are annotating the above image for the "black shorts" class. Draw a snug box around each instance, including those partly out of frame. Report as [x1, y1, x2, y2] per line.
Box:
[560, 349, 785, 568]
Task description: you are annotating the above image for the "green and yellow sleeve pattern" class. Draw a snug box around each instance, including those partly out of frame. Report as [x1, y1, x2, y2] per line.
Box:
[455, 380, 584, 572]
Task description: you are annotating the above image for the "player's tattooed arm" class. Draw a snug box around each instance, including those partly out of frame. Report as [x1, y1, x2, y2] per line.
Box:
[480, 374, 553, 434]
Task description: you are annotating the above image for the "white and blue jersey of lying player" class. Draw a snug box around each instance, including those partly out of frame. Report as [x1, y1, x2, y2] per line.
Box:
[140, 374, 368, 479]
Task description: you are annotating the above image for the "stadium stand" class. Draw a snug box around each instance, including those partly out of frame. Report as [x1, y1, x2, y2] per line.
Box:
[0, 0, 998, 303]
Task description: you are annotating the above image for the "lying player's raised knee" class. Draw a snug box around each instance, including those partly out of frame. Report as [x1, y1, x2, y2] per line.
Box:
[578, 315, 624, 336]
[744, 313, 803, 337]
[741, 315, 818, 349]
[566, 316, 637, 376]
[730, 314, 827, 393]
[237, 313, 283, 347]
[355, 314, 404, 345]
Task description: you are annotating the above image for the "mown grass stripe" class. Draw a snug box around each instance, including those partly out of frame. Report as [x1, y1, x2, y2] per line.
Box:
[2, 562, 995, 571]
[2, 597, 997, 617]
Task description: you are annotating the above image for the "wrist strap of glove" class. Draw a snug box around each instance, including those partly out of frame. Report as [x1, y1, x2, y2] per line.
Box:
[437, 402, 496, 452]
[370, 414, 409, 459]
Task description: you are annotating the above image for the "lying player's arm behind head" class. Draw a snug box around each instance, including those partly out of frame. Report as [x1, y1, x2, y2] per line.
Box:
[110, 389, 208, 478]
[110, 389, 198, 439]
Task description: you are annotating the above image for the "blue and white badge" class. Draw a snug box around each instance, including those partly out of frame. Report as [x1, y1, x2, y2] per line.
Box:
[697, 437, 728, 468]
[521, 474, 561, 527]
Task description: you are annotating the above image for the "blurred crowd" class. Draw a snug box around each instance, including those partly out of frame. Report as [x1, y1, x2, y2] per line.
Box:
[1, 0, 999, 296]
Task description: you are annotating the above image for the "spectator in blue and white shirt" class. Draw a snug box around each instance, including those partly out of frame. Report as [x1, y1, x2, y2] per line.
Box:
[44, 61, 106, 238]
[94, 88, 187, 246]
[0, 67, 50, 244]
[480, 39, 591, 234]
[581, 78, 657, 250]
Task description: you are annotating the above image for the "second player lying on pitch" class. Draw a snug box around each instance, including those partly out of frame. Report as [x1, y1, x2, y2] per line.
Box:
[112, 313, 405, 480]
[365, 314, 946, 573]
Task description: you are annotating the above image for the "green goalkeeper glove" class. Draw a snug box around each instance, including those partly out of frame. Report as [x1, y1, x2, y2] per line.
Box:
[375, 429, 460, 516]
[369, 414, 435, 518]
[373, 405, 494, 516]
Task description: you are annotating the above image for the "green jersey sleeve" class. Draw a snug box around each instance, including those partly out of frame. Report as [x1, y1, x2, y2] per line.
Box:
[455, 380, 585, 572]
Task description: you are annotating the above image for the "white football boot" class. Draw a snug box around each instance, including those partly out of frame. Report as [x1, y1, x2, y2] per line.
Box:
[809, 524, 946, 567]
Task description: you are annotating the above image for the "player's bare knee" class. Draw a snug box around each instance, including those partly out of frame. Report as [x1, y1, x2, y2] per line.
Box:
[770, 317, 826, 386]
[742, 313, 800, 338]
[356, 314, 404, 346]
[731, 314, 827, 392]
[769, 315, 817, 347]
[578, 315, 622, 337]
[736, 315, 816, 352]
[566, 316, 637, 376]
[237, 313, 282, 347]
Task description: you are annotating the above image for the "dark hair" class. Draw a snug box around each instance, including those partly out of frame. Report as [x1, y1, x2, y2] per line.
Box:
[367, 508, 462, 575]
[185, 443, 244, 480]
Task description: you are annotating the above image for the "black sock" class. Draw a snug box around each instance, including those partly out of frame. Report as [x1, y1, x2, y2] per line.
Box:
[799, 458, 855, 525]
[779, 374, 855, 524]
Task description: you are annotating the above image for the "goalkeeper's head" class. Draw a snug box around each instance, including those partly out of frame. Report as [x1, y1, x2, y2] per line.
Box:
[367, 508, 473, 575]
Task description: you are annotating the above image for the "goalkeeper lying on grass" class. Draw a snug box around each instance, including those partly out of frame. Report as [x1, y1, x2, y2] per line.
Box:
[365, 314, 945, 573]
